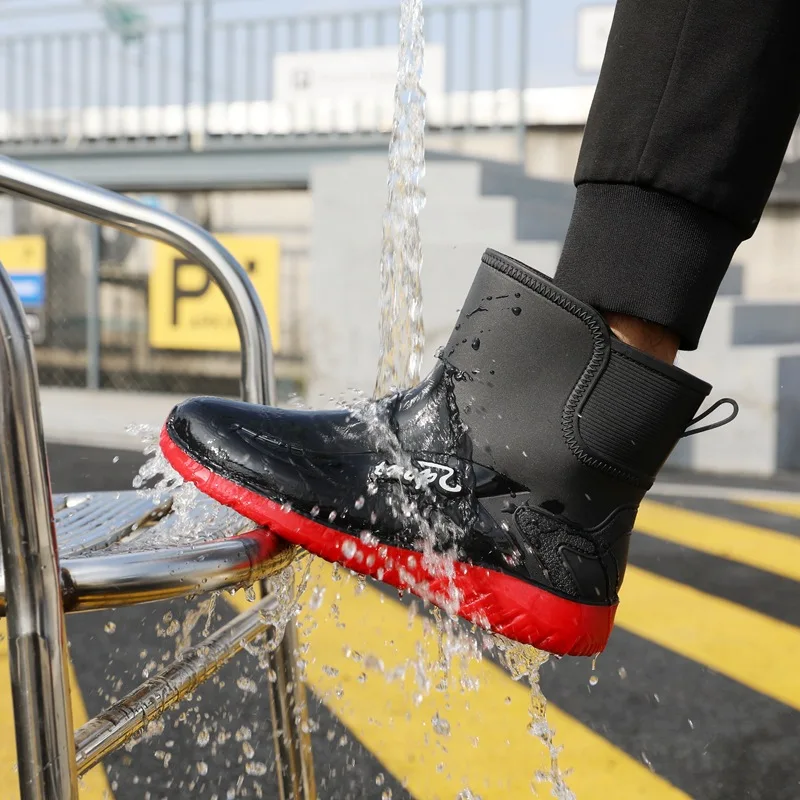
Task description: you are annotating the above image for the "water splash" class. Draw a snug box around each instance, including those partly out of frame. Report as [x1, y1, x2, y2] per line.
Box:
[118, 424, 254, 552]
[499, 639, 576, 799]
[111, 1, 573, 795]
[375, 0, 427, 397]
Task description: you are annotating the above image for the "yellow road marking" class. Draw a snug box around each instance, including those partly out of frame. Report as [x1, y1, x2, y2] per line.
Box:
[739, 497, 800, 520]
[619, 567, 800, 711]
[0, 619, 113, 798]
[229, 566, 689, 800]
[636, 500, 800, 582]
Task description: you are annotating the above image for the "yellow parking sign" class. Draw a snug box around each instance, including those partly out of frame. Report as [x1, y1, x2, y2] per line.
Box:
[148, 235, 280, 352]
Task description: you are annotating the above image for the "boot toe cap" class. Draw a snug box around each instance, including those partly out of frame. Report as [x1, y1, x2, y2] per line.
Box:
[164, 397, 375, 507]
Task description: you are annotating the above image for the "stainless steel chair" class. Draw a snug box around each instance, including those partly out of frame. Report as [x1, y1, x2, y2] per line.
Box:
[0, 155, 316, 799]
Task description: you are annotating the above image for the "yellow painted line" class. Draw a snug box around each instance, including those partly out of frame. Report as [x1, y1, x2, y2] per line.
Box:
[0, 619, 113, 799]
[618, 567, 800, 711]
[740, 497, 800, 520]
[636, 500, 800, 582]
[229, 566, 688, 800]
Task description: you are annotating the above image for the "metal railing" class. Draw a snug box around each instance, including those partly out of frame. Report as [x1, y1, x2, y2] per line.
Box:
[0, 0, 529, 152]
[24, 213, 309, 395]
[0, 153, 315, 799]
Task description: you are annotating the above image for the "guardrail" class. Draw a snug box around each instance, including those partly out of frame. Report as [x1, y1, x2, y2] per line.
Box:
[0, 0, 529, 152]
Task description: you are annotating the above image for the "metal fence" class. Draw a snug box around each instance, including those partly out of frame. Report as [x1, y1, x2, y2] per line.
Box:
[0, 0, 528, 152]
[5, 192, 308, 398]
[0, 0, 528, 396]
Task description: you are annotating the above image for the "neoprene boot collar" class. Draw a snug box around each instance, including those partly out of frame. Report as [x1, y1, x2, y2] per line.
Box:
[439, 249, 712, 527]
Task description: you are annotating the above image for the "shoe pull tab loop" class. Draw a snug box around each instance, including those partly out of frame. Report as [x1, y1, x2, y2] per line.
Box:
[681, 398, 739, 438]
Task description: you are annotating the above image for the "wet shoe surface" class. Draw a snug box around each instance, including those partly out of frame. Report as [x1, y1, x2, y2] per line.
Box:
[162, 250, 716, 657]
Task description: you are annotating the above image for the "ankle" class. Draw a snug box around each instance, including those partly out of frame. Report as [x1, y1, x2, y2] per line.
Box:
[603, 312, 679, 365]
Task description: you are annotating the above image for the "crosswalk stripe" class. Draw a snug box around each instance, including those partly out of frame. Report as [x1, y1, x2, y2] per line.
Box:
[740, 497, 800, 520]
[618, 567, 800, 711]
[636, 500, 800, 582]
[231, 563, 690, 800]
[0, 619, 113, 799]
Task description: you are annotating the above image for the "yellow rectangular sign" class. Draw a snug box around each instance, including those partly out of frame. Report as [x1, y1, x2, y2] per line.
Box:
[148, 235, 281, 352]
[0, 235, 46, 275]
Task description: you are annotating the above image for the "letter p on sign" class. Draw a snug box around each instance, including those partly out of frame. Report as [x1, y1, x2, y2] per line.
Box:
[148, 236, 281, 352]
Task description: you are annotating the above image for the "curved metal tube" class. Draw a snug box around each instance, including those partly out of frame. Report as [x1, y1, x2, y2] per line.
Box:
[63, 532, 294, 611]
[75, 593, 280, 776]
[0, 155, 274, 404]
[0, 533, 294, 616]
[0, 268, 78, 796]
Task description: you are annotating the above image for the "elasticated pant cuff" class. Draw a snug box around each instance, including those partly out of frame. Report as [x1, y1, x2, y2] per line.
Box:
[554, 183, 745, 350]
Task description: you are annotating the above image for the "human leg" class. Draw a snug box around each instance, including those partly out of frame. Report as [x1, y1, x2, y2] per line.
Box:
[556, 0, 800, 351]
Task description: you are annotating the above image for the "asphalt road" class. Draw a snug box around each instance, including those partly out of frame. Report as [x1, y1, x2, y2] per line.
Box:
[1, 442, 797, 800]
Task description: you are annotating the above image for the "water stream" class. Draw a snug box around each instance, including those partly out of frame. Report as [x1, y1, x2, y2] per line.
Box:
[374, 0, 427, 397]
[369, 0, 575, 795]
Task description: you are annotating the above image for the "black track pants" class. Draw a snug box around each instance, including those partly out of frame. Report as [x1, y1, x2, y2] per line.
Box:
[553, 0, 800, 350]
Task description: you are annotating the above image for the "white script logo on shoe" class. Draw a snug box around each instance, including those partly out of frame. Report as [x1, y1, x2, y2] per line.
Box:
[371, 459, 463, 494]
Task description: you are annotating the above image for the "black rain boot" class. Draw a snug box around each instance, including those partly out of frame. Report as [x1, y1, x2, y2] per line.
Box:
[161, 249, 731, 656]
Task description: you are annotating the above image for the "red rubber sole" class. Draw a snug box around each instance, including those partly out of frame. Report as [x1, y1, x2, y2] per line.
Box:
[161, 426, 616, 656]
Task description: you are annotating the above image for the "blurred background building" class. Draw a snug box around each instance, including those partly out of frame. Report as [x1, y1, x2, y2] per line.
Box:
[1, 0, 799, 475]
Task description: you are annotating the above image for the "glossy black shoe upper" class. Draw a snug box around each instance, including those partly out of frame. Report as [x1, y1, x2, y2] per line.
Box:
[167, 250, 715, 608]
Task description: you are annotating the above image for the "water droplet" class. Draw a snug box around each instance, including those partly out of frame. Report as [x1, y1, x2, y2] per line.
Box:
[245, 762, 268, 777]
[471, 337, 480, 351]
[432, 712, 451, 736]
[112, 456, 119, 464]
[196, 729, 210, 747]
[328, 510, 338, 522]
[382, 790, 393, 800]
[196, 762, 208, 776]
[308, 585, 326, 611]
[375, 772, 385, 786]
[342, 540, 357, 559]
[235, 726, 252, 742]
[688, 719, 694, 730]
[354, 495, 365, 510]
[310, 505, 320, 517]
[236, 676, 257, 694]
[589, 675, 599, 687]
[618, 666, 627, 679]
[104, 621, 116, 634]
[511, 307, 522, 316]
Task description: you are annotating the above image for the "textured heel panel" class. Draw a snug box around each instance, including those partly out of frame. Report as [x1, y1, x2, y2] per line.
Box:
[577, 342, 711, 480]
